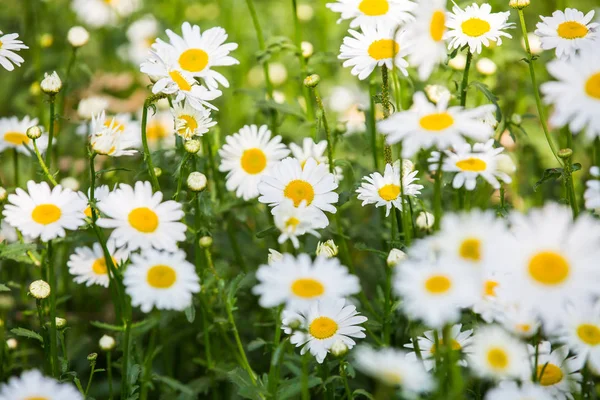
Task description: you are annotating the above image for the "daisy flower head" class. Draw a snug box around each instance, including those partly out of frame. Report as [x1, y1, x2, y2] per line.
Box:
[584, 167, 600, 211]
[80, 184, 110, 219]
[253, 253, 360, 311]
[124, 249, 200, 313]
[445, 3, 514, 55]
[218, 124, 290, 200]
[145, 110, 175, 149]
[273, 199, 328, 249]
[125, 15, 160, 66]
[495, 303, 541, 339]
[258, 157, 339, 221]
[67, 242, 128, 287]
[356, 160, 423, 217]
[557, 300, 600, 373]
[172, 102, 216, 140]
[0, 369, 83, 400]
[338, 25, 410, 80]
[0, 116, 47, 156]
[2, 181, 87, 242]
[485, 381, 554, 400]
[378, 91, 496, 157]
[283, 298, 367, 363]
[96, 181, 187, 252]
[354, 346, 434, 393]
[0, 31, 28, 71]
[71, 0, 140, 28]
[429, 139, 512, 191]
[535, 9, 598, 60]
[541, 45, 600, 140]
[89, 111, 139, 157]
[528, 342, 581, 399]
[290, 137, 343, 182]
[325, 0, 416, 30]
[405, 324, 474, 371]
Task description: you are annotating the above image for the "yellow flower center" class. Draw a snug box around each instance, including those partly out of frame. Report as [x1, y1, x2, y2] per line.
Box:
[177, 114, 199, 137]
[459, 238, 481, 261]
[378, 184, 400, 201]
[128, 207, 159, 233]
[585, 72, 600, 100]
[92, 257, 117, 275]
[309, 316, 338, 339]
[104, 119, 125, 132]
[179, 48, 209, 73]
[516, 323, 532, 333]
[358, 0, 389, 16]
[430, 339, 462, 354]
[291, 278, 324, 298]
[284, 180, 315, 207]
[419, 112, 454, 131]
[240, 148, 267, 175]
[577, 324, 600, 345]
[367, 39, 399, 60]
[484, 280, 498, 297]
[486, 347, 508, 370]
[26, 397, 50, 400]
[461, 18, 491, 37]
[169, 70, 192, 91]
[424, 275, 452, 294]
[285, 217, 301, 229]
[4, 131, 30, 146]
[147, 121, 169, 140]
[381, 371, 403, 385]
[0, 40, 3, 49]
[146, 264, 177, 289]
[84, 206, 93, 218]
[528, 251, 570, 286]
[430, 10, 446, 41]
[537, 363, 563, 386]
[456, 158, 487, 172]
[31, 204, 62, 225]
[557, 21, 589, 39]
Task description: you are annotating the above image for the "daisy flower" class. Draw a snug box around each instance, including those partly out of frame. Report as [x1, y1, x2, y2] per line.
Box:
[338, 25, 410, 80]
[528, 341, 581, 400]
[0, 369, 83, 400]
[0, 116, 47, 156]
[258, 157, 339, 221]
[354, 346, 433, 393]
[89, 111, 139, 157]
[125, 15, 160, 66]
[172, 102, 216, 140]
[156, 22, 239, 89]
[428, 140, 512, 191]
[584, 167, 600, 211]
[356, 160, 423, 217]
[253, 253, 360, 311]
[67, 242, 128, 287]
[124, 249, 200, 313]
[218, 124, 289, 200]
[273, 199, 328, 249]
[557, 300, 600, 373]
[71, 0, 140, 28]
[445, 3, 514, 55]
[485, 381, 553, 400]
[0, 31, 28, 71]
[405, 324, 473, 371]
[145, 110, 175, 149]
[0, 220, 18, 244]
[290, 137, 343, 182]
[80, 184, 110, 219]
[96, 181, 187, 252]
[495, 303, 541, 339]
[535, 9, 599, 60]
[283, 298, 367, 363]
[541, 45, 600, 140]
[467, 325, 529, 381]
[326, 0, 415, 30]
[378, 92, 496, 157]
[2, 181, 87, 242]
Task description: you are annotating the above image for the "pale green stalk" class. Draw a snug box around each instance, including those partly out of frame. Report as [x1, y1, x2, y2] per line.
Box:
[33, 140, 58, 186]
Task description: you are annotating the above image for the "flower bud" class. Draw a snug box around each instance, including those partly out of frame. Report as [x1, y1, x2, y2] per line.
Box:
[78, 97, 109, 120]
[424, 85, 451, 104]
[522, 33, 542, 55]
[0, 187, 7, 202]
[509, 0, 530, 9]
[476, 58, 497, 76]
[199, 236, 213, 248]
[387, 248, 407, 268]
[316, 240, 338, 258]
[401, 159, 415, 176]
[416, 211, 435, 230]
[154, 167, 162, 177]
[268, 249, 283, 264]
[304, 74, 320, 88]
[448, 54, 467, 71]
[511, 114, 523, 126]
[496, 154, 517, 175]
[99, 335, 116, 351]
[558, 148, 573, 160]
[87, 352, 98, 361]
[301, 41, 314, 58]
[187, 172, 207, 192]
[40, 33, 53, 48]
[29, 280, 51, 299]
[60, 177, 80, 191]
[330, 340, 348, 357]
[40, 71, 62, 95]
[26, 126, 43, 140]
[6, 338, 17, 350]
[67, 26, 89, 48]
[55, 317, 67, 330]
[184, 139, 201, 154]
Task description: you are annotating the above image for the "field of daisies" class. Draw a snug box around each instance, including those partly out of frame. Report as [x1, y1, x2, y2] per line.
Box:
[1, 0, 600, 399]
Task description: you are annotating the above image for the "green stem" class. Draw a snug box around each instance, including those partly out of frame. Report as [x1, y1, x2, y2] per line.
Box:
[107, 352, 113, 400]
[225, 296, 257, 386]
[33, 140, 58, 186]
[45, 96, 56, 167]
[174, 153, 190, 201]
[563, 151, 579, 218]
[291, 0, 314, 122]
[433, 154, 444, 231]
[382, 262, 392, 344]
[121, 317, 132, 399]
[12, 149, 19, 188]
[85, 359, 97, 396]
[267, 306, 284, 396]
[301, 353, 310, 400]
[460, 51, 472, 107]
[311, 87, 334, 173]
[340, 361, 353, 400]
[381, 66, 392, 165]
[141, 100, 161, 191]
[47, 241, 59, 377]
[368, 80, 379, 170]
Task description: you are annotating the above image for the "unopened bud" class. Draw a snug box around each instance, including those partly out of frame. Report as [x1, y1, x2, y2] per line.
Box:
[304, 74, 320, 88]
[0, 187, 7, 202]
[268, 249, 283, 264]
[6, 338, 17, 350]
[87, 352, 98, 361]
[416, 211, 435, 230]
[60, 177, 80, 191]
[496, 154, 517, 175]
[40, 71, 62, 95]
[27, 126, 43, 140]
[199, 236, 213, 248]
[67, 26, 89, 48]
[184, 139, 201, 154]
[424, 85, 451, 104]
[331, 340, 348, 357]
[387, 248, 407, 268]
[301, 41, 314, 58]
[29, 280, 51, 299]
[316, 240, 338, 258]
[99, 335, 116, 351]
[558, 148, 573, 160]
[509, 0, 530, 9]
[187, 172, 207, 192]
[154, 167, 162, 177]
[511, 114, 522, 126]
[55, 317, 67, 330]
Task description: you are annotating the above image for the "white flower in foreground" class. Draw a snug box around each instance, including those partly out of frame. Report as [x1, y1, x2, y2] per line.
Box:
[378, 92, 496, 157]
[283, 298, 367, 363]
[354, 346, 433, 393]
[124, 249, 200, 313]
[253, 253, 360, 311]
[557, 300, 600, 373]
[97, 181, 187, 252]
[326, 0, 415, 29]
[40, 71, 62, 95]
[528, 342, 581, 399]
[0, 369, 82, 400]
[71, 0, 140, 28]
[67, 242, 128, 287]
[0, 116, 47, 155]
[405, 324, 473, 371]
[125, 15, 159, 65]
[218, 124, 289, 200]
[273, 199, 327, 249]
[445, 3, 514, 55]
[585, 167, 600, 211]
[2, 181, 87, 242]
[0, 31, 28, 71]
[485, 381, 553, 400]
[535, 9, 598, 60]
[89, 111, 139, 157]
[290, 137, 343, 182]
[356, 160, 423, 217]
[172, 102, 216, 140]
[338, 25, 410, 80]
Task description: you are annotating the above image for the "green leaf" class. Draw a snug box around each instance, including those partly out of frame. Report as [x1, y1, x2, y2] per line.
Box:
[353, 389, 376, 399]
[276, 376, 322, 399]
[184, 305, 196, 323]
[227, 368, 267, 400]
[0, 283, 11, 292]
[90, 321, 124, 331]
[154, 375, 195, 395]
[256, 226, 277, 239]
[0, 242, 40, 265]
[11, 327, 43, 343]
[534, 167, 564, 191]
[470, 81, 502, 123]
[256, 99, 307, 120]
[247, 338, 267, 352]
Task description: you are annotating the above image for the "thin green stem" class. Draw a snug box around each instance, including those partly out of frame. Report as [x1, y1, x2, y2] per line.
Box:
[301, 353, 310, 400]
[433, 154, 444, 231]
[47, 241, 59, 377]
[291, 0, 314, 122]
[121, 317, 132, 399]
[267, 306, 284, 396]
[381, 66, 392, 165]
[460, 51, 472, 107]
[382, 262, 393, 344]
[312, 87, 334, 173]
[563, 151, 579, 218]
[45, 96, 56, 167]
[33, 140, 58, 186]
[225, 297, 257, 386]
[141, 100, 161, 191]
[85, 359, 97, 396]
[12, 149, 19, 188]
[368, 80, 379, 170]
[107, 352, 113, 400]
[174, 153, 190, 201]
[340, 361, 353, 400]
[203, 248, 220, 280]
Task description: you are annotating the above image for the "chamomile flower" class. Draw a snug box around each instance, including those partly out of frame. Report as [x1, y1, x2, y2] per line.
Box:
[429, 140, 512, 191]
[535, 9, 599, 60]
[124, 249, 200, 313]
[2, 181, 87, 242]
[253, 253, 360, 311]
[446, 3, 514, 55]
[338, 25, 410, 80]
[541, 46, 600, 140]
[125, 15, 160, 66]
[378, 92, 496, 157]
[273, 199, 328, 249]
[326, 0, 415, 30]
[467, 325, 529, 380]
[96, 181, 187, 252]
[89, 111, 139, 157]
[0, 31, 28, 71]
[71, 0, 140, 28]
[354, 346, 433, 393]
[495, 303, 541, 339]
[0, 369, 82, 400]
[67, 242, 128, 287]
[557, 300, 600, 372]
[405, 324, 473, 371]
[290, 138, 343, 182]
[283, 298, 367, 363]
[485, 381, 553, 400]
[584, 167, 600, 211]
[356, 160, 423, 217]
[0, 116, 47, 155]
[172, 102, 216, 140]
[145, 110, 175, 149]
[80, 185, 110, 219]
[258, 157, 339, 221]
[528, 342, 581, 400]
[218, 125, 289, 200]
